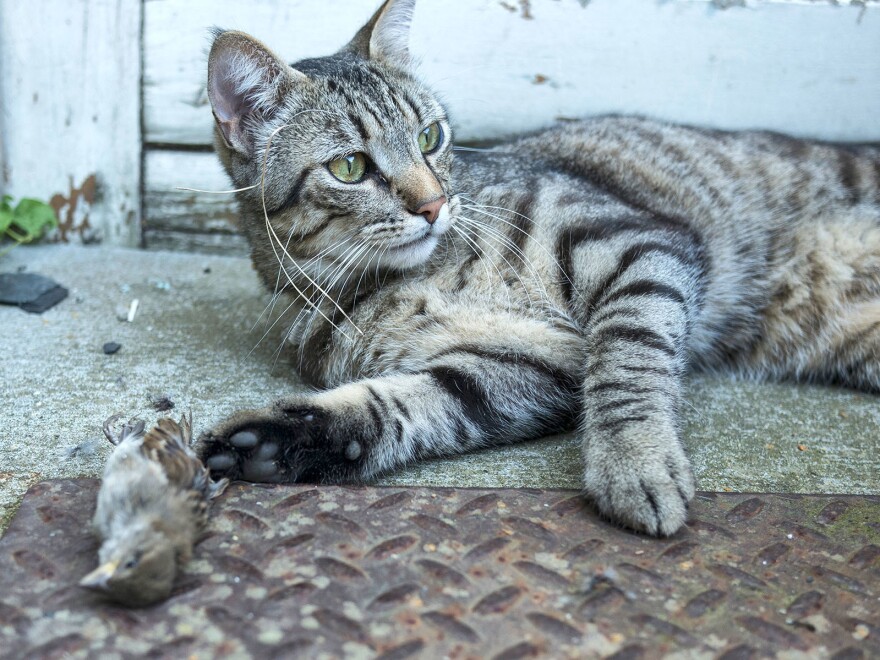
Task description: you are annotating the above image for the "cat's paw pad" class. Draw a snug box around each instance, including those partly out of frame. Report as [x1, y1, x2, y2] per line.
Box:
[584, 443, 695, 537]
[198, 402, 363, 483]
[199, 412, 294, 483]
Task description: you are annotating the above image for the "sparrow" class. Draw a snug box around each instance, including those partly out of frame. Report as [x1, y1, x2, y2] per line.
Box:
[79, 413, 229, 607]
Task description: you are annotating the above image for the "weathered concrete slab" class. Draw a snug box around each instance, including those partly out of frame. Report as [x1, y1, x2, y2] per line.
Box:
[1, 245, 878, 535]
[1, 480, 877, 658]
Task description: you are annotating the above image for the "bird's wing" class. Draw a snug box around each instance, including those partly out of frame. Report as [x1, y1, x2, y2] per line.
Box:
[140, 416, 203, 490]
[141, 415, 228, 503]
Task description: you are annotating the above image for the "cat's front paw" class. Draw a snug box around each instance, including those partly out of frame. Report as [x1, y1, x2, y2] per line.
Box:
[198, 400, 365, 483]
[583, 438, 695, 537]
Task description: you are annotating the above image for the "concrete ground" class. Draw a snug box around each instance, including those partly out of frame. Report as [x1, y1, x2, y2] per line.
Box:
[1, 244, 878, 534]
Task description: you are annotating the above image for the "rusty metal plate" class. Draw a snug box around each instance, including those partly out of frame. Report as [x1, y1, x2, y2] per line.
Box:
[0, 480, 877, 659]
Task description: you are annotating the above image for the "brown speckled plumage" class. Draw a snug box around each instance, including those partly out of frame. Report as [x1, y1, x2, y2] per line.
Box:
[80, 415, 228, 607]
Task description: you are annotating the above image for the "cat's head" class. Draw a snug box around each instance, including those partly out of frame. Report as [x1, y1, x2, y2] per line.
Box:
[206, 0, 455, 287]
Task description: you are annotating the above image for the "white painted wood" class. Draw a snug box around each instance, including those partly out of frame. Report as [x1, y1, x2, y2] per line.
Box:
[0, 0, 142, 246]
[144, 0, 880, 147]
[143, 149, 251, 254]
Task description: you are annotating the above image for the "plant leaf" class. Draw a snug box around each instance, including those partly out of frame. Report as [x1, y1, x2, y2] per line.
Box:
[12, 198, 58, 242]
[0, 205, 12, 234]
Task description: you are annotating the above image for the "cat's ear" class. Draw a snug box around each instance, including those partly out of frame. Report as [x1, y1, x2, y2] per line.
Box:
[342, 0, 415, 66]
[207, 29, 307, 156]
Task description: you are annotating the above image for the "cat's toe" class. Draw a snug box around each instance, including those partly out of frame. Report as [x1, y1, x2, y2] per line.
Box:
[200, 426, 285, 483]
[241, 456, 283, 481]
[584, 444, 695, 537]
[205, 453, 237, 472]
[230, 431, 259, 448]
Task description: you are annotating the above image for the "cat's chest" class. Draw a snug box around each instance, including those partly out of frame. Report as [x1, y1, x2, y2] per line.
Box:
[309, 275, 579, 386]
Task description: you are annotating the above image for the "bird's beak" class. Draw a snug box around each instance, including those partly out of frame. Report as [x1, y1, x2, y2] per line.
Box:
[79, 560, 119, 591]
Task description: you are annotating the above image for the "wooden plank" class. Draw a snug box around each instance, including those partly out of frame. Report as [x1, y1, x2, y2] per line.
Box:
[142, 228, 250, 255]
[144, 0, 880, 147]
[142, 149, 247, 254]
[0, 0, 141, 246]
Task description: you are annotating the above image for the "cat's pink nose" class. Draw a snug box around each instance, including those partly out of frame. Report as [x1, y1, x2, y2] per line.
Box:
[414, 196, 446, 225]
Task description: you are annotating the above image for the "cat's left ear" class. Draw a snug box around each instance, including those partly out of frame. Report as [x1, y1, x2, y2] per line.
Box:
[342, 0, 415, 67]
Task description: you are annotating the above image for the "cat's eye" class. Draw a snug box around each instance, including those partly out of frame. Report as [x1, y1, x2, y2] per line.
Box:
[328, 153, 367, 183]
[418, 122, 443, 154]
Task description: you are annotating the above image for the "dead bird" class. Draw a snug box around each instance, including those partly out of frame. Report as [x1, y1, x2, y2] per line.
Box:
[79, 413, 229, 607]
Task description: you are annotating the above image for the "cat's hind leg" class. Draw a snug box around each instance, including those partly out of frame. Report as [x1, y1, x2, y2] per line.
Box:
[745, 209, 880, 390]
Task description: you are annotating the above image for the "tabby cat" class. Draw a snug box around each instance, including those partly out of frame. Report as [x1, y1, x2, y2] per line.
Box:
[199, 0, 880, 536]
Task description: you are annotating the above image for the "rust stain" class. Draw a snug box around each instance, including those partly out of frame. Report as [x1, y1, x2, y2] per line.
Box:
[499, 1, 532, 19]
[49, 174, 97, 243]
[4, 484, 879, 657]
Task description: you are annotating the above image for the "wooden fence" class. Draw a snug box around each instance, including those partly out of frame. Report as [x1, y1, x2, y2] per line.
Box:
[1, 0, 878, 253]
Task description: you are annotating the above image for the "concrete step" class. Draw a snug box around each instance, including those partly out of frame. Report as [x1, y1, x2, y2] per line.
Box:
[1, 245, 877, 532]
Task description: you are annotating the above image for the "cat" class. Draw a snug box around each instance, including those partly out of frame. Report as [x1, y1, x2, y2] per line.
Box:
[198, 0, 880, 536]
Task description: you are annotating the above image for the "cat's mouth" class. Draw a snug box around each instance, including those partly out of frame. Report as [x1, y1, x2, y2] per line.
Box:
[375, 199, 454, 269]
[387, 232, 440, 262]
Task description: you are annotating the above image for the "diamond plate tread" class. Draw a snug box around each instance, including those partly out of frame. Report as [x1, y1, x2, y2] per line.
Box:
[0, 480, 878, 659]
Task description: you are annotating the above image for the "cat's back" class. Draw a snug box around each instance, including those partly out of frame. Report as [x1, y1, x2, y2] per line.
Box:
[491, 115, 880, 228]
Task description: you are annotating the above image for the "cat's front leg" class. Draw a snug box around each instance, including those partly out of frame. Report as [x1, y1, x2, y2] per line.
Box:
[581, 308, 698, 536]
[199, 350, 578, 484]
[570, 221, 705, 536]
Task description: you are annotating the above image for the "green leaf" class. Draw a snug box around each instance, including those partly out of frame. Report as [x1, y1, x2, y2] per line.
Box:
[12, 198, 57, 242]
[0, 205, 12, 234]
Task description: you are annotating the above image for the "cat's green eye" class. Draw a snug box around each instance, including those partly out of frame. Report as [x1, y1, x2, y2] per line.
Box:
[418, 122, 443, 154]
[328, 153, 367, 183]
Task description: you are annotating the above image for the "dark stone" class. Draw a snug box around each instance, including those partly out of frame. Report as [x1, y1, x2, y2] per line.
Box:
[0, 272, 55, 303]
[102, 342, 121, 355]
[150, 394, 175, 412]
[0, 272, 68, 313]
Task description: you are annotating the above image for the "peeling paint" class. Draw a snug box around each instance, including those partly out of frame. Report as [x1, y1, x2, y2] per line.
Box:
[49, 173, 98, 243]
[498, 0, 534, 19]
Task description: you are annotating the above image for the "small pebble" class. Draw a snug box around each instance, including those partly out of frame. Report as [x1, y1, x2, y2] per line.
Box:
[150, 393, 175, 412]
[103, 342, 121, 355]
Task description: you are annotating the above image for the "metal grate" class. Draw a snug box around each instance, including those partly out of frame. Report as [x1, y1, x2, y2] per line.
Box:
[1, 480, 877, 658]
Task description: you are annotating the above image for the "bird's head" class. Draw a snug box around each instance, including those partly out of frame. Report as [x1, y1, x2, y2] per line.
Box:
[79, 520, 178, 607]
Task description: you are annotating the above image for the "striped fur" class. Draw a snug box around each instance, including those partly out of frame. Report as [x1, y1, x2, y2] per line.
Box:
[200, 0, 880, 536]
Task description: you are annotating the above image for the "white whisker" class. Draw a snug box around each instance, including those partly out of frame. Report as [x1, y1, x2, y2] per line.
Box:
[256, 113, 364, 338]
[460, 199, 577, 295]
[174, 184, 259, 194]
[451, 224, 513, 311]
[456, 215, 538, 308]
